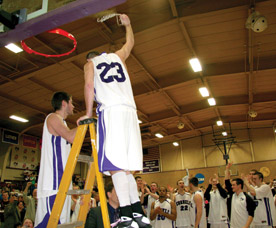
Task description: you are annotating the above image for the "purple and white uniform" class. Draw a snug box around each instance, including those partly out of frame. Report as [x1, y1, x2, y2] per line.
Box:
[35, 114, 71, 227]
[91, 53, 143, 175]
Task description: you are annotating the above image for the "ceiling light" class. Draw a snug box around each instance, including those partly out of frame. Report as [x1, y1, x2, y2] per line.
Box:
[155, 133, 163, 138]
[216, 120, 223, 126]
[9, 115, 29, 123]
[208, 98, 216, 106]
[138, 119, 142, 124]
[222, 131, 227, 136]
[199, 87, 209, 97]
[189, 58, 202, 72]
[173, 142, 179, 146]
[274, 129, 276, 133]
[5, 43, 23, 53]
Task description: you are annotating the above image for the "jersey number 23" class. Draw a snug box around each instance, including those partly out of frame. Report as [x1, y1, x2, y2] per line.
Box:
[97, 62, 126, 83]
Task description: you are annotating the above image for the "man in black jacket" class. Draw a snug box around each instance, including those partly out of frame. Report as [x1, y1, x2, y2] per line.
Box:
[85, 183, 120, 228]
[225, 163, 256, 228]
[204, 174, 229, 227]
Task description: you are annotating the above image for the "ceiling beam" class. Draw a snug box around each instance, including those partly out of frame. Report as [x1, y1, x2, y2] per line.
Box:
[168, 0, 178, 17]
[140, 96, 276, 128]
[27, 77, 84, 112]
[134, 68, 276, 99]
[247, 8, 254, 107]
[130, 53, 182, 117]
[0, 91, 48, 116]
[176, 14, 224, 129]
[142, 118, 276, 147]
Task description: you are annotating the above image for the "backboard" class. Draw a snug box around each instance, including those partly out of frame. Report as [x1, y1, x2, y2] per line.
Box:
[0, 0, 126, 47]
[218, 164, 238, 177]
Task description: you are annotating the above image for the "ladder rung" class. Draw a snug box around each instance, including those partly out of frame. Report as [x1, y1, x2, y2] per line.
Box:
[57, 221, 83, 228]
[67, 189, 91, 195]
[77, 154, 93, 163]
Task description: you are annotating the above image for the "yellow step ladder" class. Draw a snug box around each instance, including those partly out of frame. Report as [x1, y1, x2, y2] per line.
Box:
[47, 118, 111, 228]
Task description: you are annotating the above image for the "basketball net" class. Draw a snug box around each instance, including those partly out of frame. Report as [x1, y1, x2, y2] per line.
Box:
[97, 13, 122, 26]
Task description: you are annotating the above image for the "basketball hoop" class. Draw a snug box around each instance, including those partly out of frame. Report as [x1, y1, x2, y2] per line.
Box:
[21, 28, 77, 58]
[97, 13, 122, 26]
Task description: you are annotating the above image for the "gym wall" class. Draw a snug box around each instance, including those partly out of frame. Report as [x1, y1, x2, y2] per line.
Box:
[140, 127, 276, 188]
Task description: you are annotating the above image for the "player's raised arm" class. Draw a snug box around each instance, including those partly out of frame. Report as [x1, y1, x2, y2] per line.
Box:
[77, 61, 95, 125]
[115, 14, 134, 62]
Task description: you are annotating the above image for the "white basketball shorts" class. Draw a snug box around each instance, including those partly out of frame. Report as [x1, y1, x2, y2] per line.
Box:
[97, 105, 143, 175]
[34, 194, 71, 227]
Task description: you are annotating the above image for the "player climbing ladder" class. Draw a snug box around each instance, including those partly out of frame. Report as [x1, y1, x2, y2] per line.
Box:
[47, 118, 110, 228]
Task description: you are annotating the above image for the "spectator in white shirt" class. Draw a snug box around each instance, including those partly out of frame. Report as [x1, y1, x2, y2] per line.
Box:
[225, 163, 256, 228]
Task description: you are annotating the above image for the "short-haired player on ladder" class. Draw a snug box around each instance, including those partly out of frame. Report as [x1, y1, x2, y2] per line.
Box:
[77, 14, 151, 228]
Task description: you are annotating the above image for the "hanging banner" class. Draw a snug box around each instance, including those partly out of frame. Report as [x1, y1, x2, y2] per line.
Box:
[143, 160, 160, 173]
[2, 130, 19, 145]
[23, 135, 37, 148]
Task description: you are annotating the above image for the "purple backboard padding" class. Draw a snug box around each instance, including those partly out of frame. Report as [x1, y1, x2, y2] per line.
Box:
[0, 0, 126, 47]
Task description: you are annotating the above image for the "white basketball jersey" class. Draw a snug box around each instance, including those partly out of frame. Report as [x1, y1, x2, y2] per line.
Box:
[154, 199, 174, 228]
[175, 192, 191, 226]
[253, 184, 276, 226]
[91, 53, 136, 112]
[208, 190, 228, 224]
[37, 114, 71, 198]
[190, 190, 207, 228]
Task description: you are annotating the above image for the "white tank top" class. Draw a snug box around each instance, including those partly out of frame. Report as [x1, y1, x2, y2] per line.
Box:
[175, 192, 191, 226]
[190, 190, 207, 228]
[37, 114, 71, 198]
[91, 53, 136, 113]
[154, 199, 174, 228]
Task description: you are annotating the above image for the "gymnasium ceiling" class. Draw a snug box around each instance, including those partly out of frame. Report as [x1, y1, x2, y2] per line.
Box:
[0, 0, 276, 150]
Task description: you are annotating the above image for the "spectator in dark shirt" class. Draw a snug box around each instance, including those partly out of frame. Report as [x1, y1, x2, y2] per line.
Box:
[85, 183, 120, 228]
[0, 191, 10, 225]
[17, 201, 26, 224]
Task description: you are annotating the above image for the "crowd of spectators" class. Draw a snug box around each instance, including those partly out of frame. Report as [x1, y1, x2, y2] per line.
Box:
[1, 164, 276, 228]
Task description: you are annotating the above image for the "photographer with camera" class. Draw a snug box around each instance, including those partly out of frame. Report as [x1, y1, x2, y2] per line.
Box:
[3, 193, 21, 228]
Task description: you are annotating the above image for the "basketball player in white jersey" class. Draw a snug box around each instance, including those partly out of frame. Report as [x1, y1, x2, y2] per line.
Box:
[145, 182, 159, 227]
[150, 186, 176, 228]
[243, 171, 276, 228]
[77, 14, 151, 228]
[189, 177, 207, 228]
[172, 179, 191, 228]
[204, 174, 228, 228]
[35, 92, 77, 227]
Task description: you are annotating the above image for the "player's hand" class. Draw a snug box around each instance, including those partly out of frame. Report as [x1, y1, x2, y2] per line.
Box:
[241, 173, 249, 183]
[214, 173, 219, 184]
[77, 115, 90, 126]
[120, 14, 130, 26]
[167, 184, 174, 193]
[226, 161, 233, 170]
[155, 206, 162, 214]
[209, 177, 213, 185]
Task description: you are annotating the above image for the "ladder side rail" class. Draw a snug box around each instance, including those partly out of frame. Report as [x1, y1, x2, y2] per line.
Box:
[47, 124, 88, 228]
[89, 123, 111, 228]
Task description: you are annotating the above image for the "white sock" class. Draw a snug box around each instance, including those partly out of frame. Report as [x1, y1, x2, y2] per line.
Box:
[127, 174, 140, 204]
[111, 172, 131, 207]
